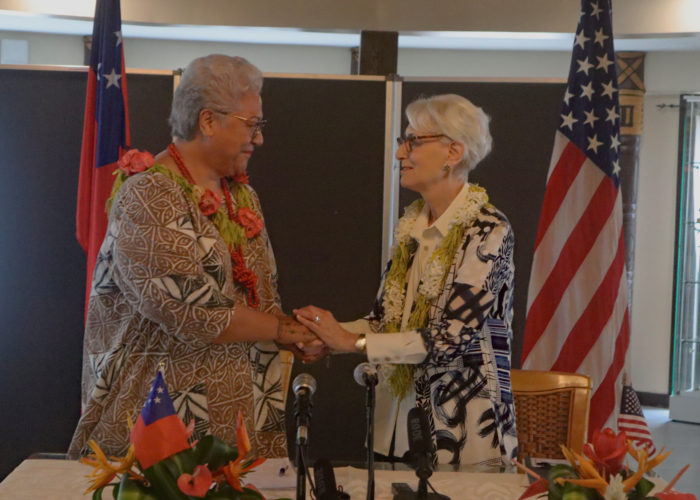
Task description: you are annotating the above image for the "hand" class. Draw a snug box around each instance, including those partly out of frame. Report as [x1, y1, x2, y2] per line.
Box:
[280, 339, 330, 363]
[275, 314, 318, 345]
[293, 305, 357, 353]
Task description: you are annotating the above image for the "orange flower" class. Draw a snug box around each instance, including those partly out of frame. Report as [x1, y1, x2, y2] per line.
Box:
[199, 189, 222, 216]
[220, 412, 266, 491]
[236, 207, 263, 238]
[79, 440, 136, 494]
[177, 465, 213, 497]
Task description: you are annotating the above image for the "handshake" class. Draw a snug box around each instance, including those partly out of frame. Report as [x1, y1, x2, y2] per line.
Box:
[275, 305, 360, 362]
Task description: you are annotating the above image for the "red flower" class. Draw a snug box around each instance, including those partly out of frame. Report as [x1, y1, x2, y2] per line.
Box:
[233, 172, 249, 184]
[199, 189, 222, 216]
[117, 149, 154, 176]
[220, 412, 266, 492]
[237, 207, 263, 238]
[177, 465, 212, 497]
[583, 427, 628, 479]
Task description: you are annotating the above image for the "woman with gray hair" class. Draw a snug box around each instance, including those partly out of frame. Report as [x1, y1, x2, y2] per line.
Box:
[69, 54, 322, 460]
[295, 94, 518, 466]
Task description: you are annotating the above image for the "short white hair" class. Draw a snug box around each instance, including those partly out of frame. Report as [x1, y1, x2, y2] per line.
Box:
[405, 93, 492, 178]
[169, 54, 263, 140]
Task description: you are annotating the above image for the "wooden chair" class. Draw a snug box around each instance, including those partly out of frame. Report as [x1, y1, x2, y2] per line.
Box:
[510, 369, 591, 460]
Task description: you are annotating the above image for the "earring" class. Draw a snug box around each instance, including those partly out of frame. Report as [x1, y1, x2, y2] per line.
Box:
[442, 164, 451, 174]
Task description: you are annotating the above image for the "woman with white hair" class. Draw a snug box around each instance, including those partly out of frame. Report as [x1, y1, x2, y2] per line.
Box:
[295, 94, 518, 466]
[69, 55, 322, 460]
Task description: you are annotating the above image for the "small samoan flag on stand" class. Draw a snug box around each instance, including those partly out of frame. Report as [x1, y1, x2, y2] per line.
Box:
[617, 384, 656, 455]
[130, 371, 190, 469]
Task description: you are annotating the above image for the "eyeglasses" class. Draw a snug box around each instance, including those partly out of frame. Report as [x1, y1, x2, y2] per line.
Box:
[396, 134, 451, 153]
[212, 109, 267, 137]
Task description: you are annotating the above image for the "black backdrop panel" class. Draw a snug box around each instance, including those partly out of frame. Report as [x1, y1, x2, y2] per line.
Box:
[400, 81, 566, 366]
[0, 69, 173, 480]
[250, 77, 386, 462]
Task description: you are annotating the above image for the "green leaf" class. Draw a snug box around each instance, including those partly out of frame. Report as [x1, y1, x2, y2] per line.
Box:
[193, 435, 239, 470]
[92, 486, 105, 500]
[561, 482, 597, 500]
[634, 477, 656, 497]
[142, 460, 192, 500]
[547, 464, 579, 500]
[115, 475, 160, 500]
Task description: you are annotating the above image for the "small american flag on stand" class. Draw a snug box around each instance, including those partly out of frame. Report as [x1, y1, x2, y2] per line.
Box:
[618, 384, 656, 455]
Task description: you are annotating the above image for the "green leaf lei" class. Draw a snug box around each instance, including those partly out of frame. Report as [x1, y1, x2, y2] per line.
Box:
[381, 184, 489, 400]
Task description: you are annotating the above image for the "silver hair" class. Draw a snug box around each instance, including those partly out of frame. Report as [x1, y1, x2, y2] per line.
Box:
[169, 54, 263, 140]
[405, 93, 492, 178]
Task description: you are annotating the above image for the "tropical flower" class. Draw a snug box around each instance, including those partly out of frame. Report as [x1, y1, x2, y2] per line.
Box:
[117, 149, 155, 176]
[177, 465, 213, 497]
[80, 440, 136, 494]
[584, 428, 628, 479]
[236, 207, 263, 238]
[220, 412, 266, 492]
[199, 189, 222, 216]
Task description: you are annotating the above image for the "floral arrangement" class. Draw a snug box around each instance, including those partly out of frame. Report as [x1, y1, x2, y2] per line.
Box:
[381, 183, 489, 399]
[517, 428, 694, 500]
[81, 372, 277, 499]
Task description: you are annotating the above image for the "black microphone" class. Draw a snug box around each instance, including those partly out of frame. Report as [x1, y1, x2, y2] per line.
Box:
[353, 362, 378, 387]
[313, 458, 340, 500]
[293, 373, 316, 445]
[407, 406, 434, 481]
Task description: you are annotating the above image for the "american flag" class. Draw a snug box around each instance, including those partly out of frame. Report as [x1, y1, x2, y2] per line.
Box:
[76, 0, 130, 312]
[618, 385, 656, 455]
[521, 0, 630, 436]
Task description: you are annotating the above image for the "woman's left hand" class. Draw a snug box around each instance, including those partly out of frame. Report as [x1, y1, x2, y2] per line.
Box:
[293, 306, 358, 353]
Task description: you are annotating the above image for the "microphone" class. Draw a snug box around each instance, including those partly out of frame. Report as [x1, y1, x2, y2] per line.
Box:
[293, 373, 316, 445]
[407, 406, 434, 481]
[313, 458, 339, 500]
[353, 362, 378, 387]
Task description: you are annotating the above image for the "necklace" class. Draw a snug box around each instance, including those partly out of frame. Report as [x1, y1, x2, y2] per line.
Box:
[166, 143, 262, 309]
[382, 184, 489, 399]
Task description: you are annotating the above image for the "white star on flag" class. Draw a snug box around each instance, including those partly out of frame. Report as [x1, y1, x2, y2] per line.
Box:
[584, 109, 599, 127]
[577, 57, 594, 74]
[587, 134, 602, 153]
[154, 396, 162, 404]
[574, 30, 590, 49]
[104, 68, 121, 89]
[590, 1, 604, 19]
[580, 81, 594, 100]
[596, 53, 614, 71]
[606, 106, 620, 123]
[601, 80, 617, 99]
[594, 27, 609, 47]
[157, 387, 164, 393]
[114, 30, 123, 47]
[563, 88, 574, 105]
[610, 133, 620, 151]
[561, 111, 578, 131]
[613, 159, 621, 176]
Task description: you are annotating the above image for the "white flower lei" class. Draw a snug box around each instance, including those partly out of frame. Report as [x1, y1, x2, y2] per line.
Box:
[382, 184, 489, 329]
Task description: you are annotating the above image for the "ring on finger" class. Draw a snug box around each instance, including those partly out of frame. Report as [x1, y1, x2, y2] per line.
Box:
[313, 315, 321, 323]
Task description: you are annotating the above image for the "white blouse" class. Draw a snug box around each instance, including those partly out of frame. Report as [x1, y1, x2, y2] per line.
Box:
[341, 182, 470, 457]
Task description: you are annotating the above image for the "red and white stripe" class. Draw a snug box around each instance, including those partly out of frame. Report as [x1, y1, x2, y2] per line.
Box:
[619, 416, 657, 455]
[522, 131, 630, 436]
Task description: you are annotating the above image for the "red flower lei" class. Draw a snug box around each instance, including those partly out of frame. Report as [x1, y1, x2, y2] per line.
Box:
[167, 143, 261, 308]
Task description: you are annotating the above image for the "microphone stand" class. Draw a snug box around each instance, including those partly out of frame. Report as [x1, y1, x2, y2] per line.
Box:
[365, 378, 376, 500]
[296, 439, 306, 500]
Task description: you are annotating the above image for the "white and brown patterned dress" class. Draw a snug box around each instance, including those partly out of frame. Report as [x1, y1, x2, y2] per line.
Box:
[69, 169, 290, 459]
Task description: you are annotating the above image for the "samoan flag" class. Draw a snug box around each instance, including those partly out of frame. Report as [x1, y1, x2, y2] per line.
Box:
[75, 0, 130, 313]
[130, 371, 190, 469]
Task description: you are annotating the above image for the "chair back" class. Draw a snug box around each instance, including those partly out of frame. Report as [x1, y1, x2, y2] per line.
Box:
[510, 369, 591, 460]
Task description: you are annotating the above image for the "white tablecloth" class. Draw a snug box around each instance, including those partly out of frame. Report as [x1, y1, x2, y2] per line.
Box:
[0, 459, 532, 499]
[0, 458, 667, 499]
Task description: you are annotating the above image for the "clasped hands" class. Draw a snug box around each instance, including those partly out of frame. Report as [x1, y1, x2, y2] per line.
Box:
[275, 306, 357, 363]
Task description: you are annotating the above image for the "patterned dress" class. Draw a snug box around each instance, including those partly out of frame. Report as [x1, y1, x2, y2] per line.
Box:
[69, 169, 290, 459]
[364, 203, 519, 466]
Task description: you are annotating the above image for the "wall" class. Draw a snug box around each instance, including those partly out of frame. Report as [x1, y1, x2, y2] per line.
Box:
[2, 28, 697, 395]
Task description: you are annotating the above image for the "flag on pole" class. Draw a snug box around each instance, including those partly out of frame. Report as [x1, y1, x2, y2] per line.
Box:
[618, 384, 656, 454]
[520, 0, 630, 436]
[130, 371, 190, 469]
[76, 0, 130, 312]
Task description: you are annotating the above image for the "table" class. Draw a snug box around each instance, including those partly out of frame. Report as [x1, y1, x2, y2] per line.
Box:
[0, 458, 668, 499]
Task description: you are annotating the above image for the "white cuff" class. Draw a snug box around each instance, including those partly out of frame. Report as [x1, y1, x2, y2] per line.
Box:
[366, 331, 427, 364]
